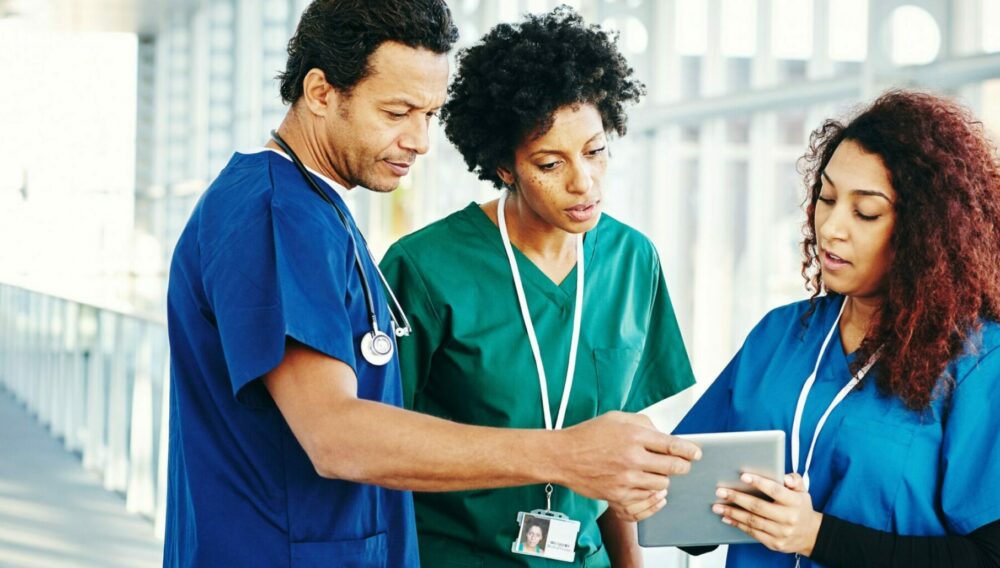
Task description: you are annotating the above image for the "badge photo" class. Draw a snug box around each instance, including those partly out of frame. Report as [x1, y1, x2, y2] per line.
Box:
[512, 510, 580, 563]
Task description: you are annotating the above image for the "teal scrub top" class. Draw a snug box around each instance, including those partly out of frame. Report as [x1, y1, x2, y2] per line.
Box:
[380, 203, 695, 567]
[676, 294, 1000, 567]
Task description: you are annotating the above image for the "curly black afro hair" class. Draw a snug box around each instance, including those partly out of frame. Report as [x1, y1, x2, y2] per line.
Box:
[441, 5, 645, 189]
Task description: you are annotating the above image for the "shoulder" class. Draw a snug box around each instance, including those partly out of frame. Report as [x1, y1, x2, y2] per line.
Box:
[199, 151, 351, 267]
[203, 151, 278, 201]
[593, 213, 658, 260]
[953, 319, 1000, 385]
[743, 295, 839, 349]
[384, 203, 486, 266]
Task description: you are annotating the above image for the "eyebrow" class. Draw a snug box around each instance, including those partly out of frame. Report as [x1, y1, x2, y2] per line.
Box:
[382, 97, 441, 111]
[529, 132, 607, 158]
[821, 171, 893, 203]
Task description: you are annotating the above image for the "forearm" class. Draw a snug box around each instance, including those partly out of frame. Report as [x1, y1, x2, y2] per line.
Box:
[598, 509, 643, 568]
[266, 342, 699, 501]
[306, 397, 563, 491]
[811, 515, 1000, 568]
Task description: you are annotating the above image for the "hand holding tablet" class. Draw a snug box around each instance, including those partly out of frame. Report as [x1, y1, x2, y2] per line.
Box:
[638, 430, 786, 548]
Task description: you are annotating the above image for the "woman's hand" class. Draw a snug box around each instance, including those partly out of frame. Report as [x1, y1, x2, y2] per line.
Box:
[712, 473, 823, 556]
[608, 488, 668, 522]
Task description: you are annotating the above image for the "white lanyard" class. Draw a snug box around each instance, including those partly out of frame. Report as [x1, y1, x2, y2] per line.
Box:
[497, 191, 584, 431]
[790, 298, 881, 491]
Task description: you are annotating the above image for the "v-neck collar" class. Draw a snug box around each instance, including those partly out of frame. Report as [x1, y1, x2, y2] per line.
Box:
[461, 201, 599, 301]
[817, 296, 854, 383]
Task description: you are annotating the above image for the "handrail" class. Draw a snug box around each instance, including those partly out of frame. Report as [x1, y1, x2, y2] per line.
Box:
[0, 283, 170, 539]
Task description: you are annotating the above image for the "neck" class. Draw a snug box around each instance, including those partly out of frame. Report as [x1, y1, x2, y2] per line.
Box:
[267, 110, 353, 189]
[839, 294, 881, 353]
[844, 294, 880, 329]
[504, 192, 577, 262]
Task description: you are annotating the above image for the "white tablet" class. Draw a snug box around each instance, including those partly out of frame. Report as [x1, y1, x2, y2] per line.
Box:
[638, 430, 786, 548]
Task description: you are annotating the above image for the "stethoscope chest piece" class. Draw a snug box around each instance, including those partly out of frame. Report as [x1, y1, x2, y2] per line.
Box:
[361, 330, 395, 367]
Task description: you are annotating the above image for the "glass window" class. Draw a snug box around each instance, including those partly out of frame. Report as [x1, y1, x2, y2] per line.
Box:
[777, 59, 808, 83]
[986, 0, 1000, 53]
[676, 0, 707, 55]
[680, 56, 702, 99]
[777, 110, 806, 146]
[727, 160, 749, 261]
[828, 0, 867, 61]
[772, 0, 813, 59]
[725, 116, 750, 145]
[681, 124, 701, 144]
[890, 5, 941, 65]
[726, 57, 752, 93]
[721, 0, 756, 57]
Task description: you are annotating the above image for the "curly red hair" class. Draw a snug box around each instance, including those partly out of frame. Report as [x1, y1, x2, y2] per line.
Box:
[799, 90, 1000, 410]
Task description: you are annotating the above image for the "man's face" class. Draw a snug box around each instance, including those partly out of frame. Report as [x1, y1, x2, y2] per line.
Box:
[324, 41, 449, 192]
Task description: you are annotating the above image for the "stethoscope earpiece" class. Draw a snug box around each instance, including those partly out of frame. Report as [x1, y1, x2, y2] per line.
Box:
[270, 130, 412, 367]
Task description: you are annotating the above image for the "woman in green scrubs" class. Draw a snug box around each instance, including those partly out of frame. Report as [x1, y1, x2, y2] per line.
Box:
[380, 7, 694, 567]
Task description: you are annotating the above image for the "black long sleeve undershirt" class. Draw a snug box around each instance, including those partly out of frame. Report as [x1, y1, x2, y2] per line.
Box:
[680, 517, 1000, 566]
[810, 515, 1000, 567]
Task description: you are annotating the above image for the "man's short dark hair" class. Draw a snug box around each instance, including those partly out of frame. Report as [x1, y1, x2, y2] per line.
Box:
[278, 0, 459, 104]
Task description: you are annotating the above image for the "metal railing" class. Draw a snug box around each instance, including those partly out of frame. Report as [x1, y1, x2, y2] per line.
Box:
[0, 283, 170, 538]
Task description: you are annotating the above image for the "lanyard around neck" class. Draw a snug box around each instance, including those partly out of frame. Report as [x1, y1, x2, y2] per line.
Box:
[791, 297, 882, 491]
[497, 191, 584, 431]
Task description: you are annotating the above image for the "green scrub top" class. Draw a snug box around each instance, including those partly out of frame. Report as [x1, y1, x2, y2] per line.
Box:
[380, 202, 695, 567]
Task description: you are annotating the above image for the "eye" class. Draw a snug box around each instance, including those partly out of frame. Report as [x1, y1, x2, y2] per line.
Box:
[588, 146, 607, 156]
[538, 161, 560, 171]
[817, 195, 834, 205]
[386, 111, 407, 120]
[856, 210, 880, 221]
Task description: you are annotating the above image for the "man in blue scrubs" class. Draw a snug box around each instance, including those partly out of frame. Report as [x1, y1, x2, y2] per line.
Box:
[164, 1, 701, 566]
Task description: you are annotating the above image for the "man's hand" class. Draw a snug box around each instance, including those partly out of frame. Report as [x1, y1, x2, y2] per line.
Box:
[554, 412, 701, 512]
[712, 473, 823, 556]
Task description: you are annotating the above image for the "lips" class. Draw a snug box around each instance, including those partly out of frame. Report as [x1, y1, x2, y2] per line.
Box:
[821, 250, 851, 271]
[384, 160, 412, 177]
[565, 201, 600, 223]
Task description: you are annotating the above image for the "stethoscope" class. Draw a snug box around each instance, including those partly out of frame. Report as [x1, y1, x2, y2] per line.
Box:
[270, 130, 411, 367]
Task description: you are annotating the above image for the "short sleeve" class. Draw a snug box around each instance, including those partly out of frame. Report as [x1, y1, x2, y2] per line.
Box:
[940, 346, 1000, 534]
[622, 252, 696, 412]
[203, 185, 358, 407]
[672, 349, 739, 435]
[379, 242, 445, 410]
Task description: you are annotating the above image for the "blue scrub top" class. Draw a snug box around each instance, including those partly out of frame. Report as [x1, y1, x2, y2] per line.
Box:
[164, 150, 418, 567]
[676, 294, 1000, 568]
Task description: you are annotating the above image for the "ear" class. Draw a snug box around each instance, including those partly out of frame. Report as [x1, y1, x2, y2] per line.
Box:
[496, 166, 515, 187]
[300, 68, 343, 118]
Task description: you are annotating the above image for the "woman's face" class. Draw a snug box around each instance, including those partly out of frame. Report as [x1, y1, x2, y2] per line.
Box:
[498, 103, 608, 234]
[526, 525, 543, 548]
[814, 139, 897, 299]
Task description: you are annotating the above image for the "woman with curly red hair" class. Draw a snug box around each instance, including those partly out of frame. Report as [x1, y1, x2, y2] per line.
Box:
[675, 90, 1000, 566]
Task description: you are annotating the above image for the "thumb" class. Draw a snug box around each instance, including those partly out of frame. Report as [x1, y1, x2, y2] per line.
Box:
[784, 473, 806, 491]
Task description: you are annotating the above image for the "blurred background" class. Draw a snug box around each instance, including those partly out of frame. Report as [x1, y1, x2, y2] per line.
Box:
[0, 0, 998, 566]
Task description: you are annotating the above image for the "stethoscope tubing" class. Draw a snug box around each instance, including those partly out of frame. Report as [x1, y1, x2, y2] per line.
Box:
[268, 130, 411, 341]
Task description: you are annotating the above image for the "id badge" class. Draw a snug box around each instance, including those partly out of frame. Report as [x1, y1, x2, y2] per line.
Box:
[511, 509, 580, 563]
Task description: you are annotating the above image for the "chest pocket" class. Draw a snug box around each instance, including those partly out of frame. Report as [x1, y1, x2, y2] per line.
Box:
[828, 416, 915, 530]
[593, 348, 641, 414]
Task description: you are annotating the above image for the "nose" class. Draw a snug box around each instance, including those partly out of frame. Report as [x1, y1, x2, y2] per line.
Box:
[567, 158, 594, 195]
[399, 115, 431, 155]
[816, 201, 848, 243]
